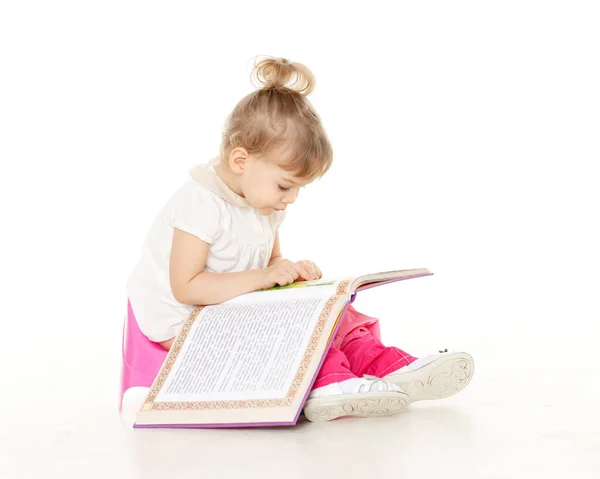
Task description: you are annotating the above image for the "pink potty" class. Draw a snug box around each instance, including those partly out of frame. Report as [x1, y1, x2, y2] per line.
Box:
[119, 300, 168, 411]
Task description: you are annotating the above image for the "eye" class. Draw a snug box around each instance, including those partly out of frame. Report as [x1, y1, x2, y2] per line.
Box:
[278, 185, 290, 192]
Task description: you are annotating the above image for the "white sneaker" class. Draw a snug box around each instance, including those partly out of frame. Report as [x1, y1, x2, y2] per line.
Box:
[383, 351, 474, 401]
[303, 377, 410, 422]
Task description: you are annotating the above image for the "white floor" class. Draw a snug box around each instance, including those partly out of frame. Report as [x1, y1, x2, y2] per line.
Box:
[2, 289, 599, 479]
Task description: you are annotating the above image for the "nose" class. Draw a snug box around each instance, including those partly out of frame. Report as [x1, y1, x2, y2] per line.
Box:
[282, 189, 299, 204]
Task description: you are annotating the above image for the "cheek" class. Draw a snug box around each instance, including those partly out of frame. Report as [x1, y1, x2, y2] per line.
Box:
[263, 190, 280, 204]
[249, 184, 276, 205]
[243, 176, 267, 202]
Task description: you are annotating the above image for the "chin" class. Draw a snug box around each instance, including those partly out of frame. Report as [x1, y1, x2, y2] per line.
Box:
[258, 207, 275, 216]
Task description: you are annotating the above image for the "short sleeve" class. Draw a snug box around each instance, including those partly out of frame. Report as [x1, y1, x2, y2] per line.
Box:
[168, 184, 222, 244]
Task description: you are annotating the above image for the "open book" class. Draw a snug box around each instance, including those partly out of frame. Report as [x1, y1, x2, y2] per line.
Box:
[134, 268, 433, 428]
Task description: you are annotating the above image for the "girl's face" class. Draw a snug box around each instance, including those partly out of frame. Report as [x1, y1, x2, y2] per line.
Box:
[241, 156, 310, 216]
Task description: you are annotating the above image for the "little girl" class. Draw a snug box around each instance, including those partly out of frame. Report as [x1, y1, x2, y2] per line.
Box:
[127, 56, 474, 422]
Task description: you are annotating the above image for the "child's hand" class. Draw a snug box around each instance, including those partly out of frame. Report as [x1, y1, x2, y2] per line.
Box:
[260, 260, 323, 289]
[261, 259, 301, 289]
[295, 260, 322, 282]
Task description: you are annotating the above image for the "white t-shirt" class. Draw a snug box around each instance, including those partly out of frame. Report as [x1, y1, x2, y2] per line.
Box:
[126, 161, 286, 342]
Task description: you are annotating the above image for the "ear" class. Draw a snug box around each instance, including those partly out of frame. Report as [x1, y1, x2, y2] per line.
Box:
[229, 147, 249, 175]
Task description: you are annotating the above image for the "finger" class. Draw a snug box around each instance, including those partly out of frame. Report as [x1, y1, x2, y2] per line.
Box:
[293, 262, 311, 280]
[279, 270, 294, 285]
[313, 263, 322, 278]
[305, 262, 318, 280]
[287, 265, 299, 280]
[298, 260, 317, 280]
[277, 263, 294, 278]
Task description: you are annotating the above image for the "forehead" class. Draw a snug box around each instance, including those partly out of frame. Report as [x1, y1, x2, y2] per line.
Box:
[264, 160, 308, 185]
[279, 170, 312, 186]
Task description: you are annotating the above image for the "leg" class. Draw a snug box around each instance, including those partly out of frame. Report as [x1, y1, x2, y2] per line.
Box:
[159, 337, 175, 350]
[338, 305, 417, 378]
[340, 307, 475, 401]
[311, 306, 403, 389]
[340, 323, 418, 378]
[311, 347, 357, 390]
[304, 346, 410, 422]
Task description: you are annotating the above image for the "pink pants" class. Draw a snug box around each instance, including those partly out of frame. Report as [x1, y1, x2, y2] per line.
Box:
[312, 305, 417, 390]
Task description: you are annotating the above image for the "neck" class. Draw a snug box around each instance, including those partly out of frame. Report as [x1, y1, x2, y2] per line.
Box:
[214, 161, 245, 198]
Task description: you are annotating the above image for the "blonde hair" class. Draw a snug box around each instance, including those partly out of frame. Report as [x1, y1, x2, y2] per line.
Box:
[220, 56, 333, 181]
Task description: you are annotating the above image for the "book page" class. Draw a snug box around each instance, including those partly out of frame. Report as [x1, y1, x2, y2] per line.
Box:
[154, 297, 329, 403]
[221, 279, 341, 305]
[351, 268, 432, 292]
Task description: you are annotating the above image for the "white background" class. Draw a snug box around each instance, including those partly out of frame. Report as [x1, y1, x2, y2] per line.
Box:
[1, 1, 599, 478]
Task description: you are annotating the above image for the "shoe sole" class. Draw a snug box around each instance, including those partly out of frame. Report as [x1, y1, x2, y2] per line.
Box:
[385, 352, 475, 401]
[303, 391, 410, 422]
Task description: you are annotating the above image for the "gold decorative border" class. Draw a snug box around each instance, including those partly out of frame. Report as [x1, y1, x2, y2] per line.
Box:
[336, 280, 351, 296]
[144, 296, 339, 411]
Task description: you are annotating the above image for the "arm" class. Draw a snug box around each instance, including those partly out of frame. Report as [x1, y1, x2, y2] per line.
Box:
[170, 229, 316, 306]
[268, 231, 285, 267]
[170, 228, 265, 306]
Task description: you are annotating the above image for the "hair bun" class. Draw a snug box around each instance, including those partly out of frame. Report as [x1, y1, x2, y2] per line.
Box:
[250, 56, 315, 96]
